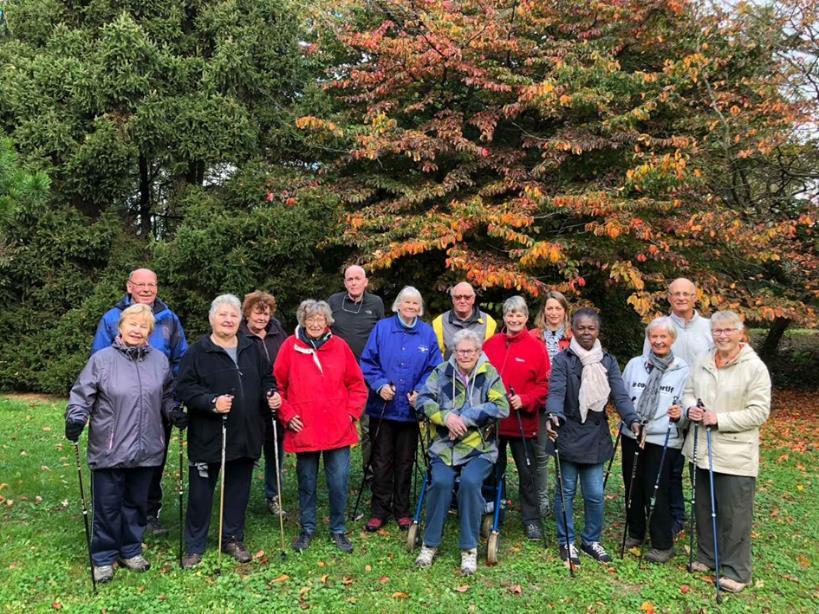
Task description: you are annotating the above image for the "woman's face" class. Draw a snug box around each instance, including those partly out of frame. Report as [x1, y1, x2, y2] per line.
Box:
[119, 316, 151, 347]
[712, 322, 742, 354]
[503, 310, 528, 335]
[304, 314, 328, 339]
[398, 296, 421, 322]
[210, 305, 240, 339]
[544, 298, 565, 329]
[648, 327, 674, 357]
[454, 341, 480, 372]
[248, 303, 271, 332]
[573, 316, 599, 351]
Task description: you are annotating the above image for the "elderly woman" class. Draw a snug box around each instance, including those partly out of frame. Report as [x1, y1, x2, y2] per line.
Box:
[359, 286, 442, 532]
[484, 296, 550, 540]
[176, 294, 279, 569]
[672, 311, 770, 593]
[545, 308, 640, 566]
[530, 290, 572, 516]
[620, 317, 689, 563]
[239, 290, 288, 517]
[274, 300, 368, 554]
[65, 304, 181, 584]
[415, 329, 510, 575]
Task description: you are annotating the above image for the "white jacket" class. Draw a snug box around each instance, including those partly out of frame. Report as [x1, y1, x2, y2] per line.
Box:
[620, 354, 689, 449]
[680, 344, 771, 477]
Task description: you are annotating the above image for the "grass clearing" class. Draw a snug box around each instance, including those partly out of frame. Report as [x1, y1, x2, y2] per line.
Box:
[0, 391, 816, 612]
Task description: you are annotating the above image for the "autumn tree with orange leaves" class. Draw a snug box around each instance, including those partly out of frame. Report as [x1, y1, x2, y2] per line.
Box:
[299, 0, 816, 330]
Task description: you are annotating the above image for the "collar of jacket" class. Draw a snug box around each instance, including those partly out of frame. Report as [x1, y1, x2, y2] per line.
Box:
[503, 328, 529, 345]
[239, 317, 286, 339]
[700, 343, 755, 374]
[113, 337, 152, 361]
[201, 333, 253, 354]
[390, 314, 420, 334]
[669, 310, 702, 329]
[117, 294, 169, 315]
[444, 352, 490, 377]
[447, 308, 485, 327]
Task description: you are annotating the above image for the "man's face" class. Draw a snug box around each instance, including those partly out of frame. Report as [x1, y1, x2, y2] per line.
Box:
[344, 268, 368, 300]
[667, 280, 696, 317]
[127, 270, 158, 305]
[451, 284, 476, 319]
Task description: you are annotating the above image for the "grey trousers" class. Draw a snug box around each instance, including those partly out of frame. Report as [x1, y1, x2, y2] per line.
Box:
[534, 411, 550, 516]
[694, 468, 755, 584]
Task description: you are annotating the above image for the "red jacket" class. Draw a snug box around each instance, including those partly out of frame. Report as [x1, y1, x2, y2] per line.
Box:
[484, 329, 551, 439]
[274, 334, 367, 453]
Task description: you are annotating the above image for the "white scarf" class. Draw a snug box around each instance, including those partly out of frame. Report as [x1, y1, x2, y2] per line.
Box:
[570, 337, 610, 423]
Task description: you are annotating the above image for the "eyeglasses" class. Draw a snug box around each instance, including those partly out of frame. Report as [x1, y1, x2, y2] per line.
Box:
[712, 328, 739, 336]
[130, 282, 157, 289]
[453, 295, 475, 301]
[454, 349, 478, 355]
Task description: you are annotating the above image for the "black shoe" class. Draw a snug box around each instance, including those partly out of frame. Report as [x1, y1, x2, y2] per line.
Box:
[558, 543, 581, 566]
[524, 521, 543, 541]
[580, 541, 612, 563]
[292, 532, 313, 553]
[146, 516, 169, 536]
[331, 532, 353, 553]
[223, 540, 251, 563]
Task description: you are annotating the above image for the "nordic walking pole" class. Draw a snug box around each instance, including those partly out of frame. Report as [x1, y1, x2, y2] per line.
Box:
[603, 428, 621, 491]
[548, 413, 574, 577]
[271, 416, 287, 561]
[216, 414, 227, 576]
[510, 386, 547, 546]
[620, 422, 646, 559]
[350, 383, 392, 521]
[687, 420, 699, 573]
[72, 441, 96, 593]
[706, 425, 722, 604]
[178, 425, 184, 569]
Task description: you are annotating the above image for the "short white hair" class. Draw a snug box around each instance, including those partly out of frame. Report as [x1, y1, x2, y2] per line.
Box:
[209, 294, 241, 318]
[645, 316, 678, 341]
[452, 329, 482, 350]
[296, 300, 334, 327]
[392, 286, 424, 316]
[711, 310, 744, 331]
[502, 295, 529, 318]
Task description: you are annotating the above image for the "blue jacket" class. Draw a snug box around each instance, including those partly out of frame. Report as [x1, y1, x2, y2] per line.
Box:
[360, 315, 443, 422]
[92, 295, 188, 375]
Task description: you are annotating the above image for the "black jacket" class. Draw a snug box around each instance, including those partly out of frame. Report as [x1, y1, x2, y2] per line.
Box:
[239, 317, 288, 443]
[545, 348, 638, 464]
[176, 334, 277, 463]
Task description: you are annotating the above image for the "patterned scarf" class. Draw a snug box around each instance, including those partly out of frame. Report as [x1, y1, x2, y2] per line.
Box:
[635, 350, 674, 424]
[569, 337, 609, 423]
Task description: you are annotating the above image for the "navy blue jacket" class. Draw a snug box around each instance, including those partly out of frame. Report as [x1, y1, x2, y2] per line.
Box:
[546, 348, 638, 464]
[360, 315, 442, 423]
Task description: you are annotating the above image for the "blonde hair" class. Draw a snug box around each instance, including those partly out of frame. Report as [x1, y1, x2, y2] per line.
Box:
[533, 290, 571, 332]
[119, 303, 155, 333]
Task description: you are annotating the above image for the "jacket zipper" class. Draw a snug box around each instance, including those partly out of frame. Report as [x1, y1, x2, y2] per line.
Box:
[134, 357, 145, 457]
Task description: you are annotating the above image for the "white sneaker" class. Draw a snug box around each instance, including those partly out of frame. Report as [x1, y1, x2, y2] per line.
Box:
[415, 545, 437, 568]
[460, 548, 478, 575]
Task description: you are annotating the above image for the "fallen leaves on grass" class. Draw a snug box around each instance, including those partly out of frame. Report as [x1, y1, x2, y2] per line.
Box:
[453, 585, 469, 593]
[797, 554, 810, 568]
[640, 602, 656, 614]
[364, 564, 372, 572]
[507, 584, 523, 596]
[679, 584, 690, 594]
[51, 602, 62, 610]
[270, 574, 289, 584]
[378, 575, 389, 584]
[391, 592, 409, 599]
[342, 576, 353, 586]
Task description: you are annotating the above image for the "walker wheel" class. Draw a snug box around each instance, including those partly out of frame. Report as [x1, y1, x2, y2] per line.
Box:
[487, 531, 500, 565]
[406, 522, 420, 552]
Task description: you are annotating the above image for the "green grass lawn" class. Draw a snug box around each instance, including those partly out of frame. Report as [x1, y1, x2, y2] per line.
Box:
[0, 392, 816, 613]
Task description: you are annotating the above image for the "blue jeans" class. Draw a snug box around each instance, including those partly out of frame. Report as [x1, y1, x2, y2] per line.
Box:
[423, 457, 492, 550]
[296, 447, 350, 535]
[554, 460, 604, 546]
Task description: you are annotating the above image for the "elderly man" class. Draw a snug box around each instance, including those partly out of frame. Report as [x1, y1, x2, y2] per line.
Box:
[327, 265, 385, 492]
[644, 277, 713, 535]
[92, 267, 188, 535]
[432, 282, 497, 359]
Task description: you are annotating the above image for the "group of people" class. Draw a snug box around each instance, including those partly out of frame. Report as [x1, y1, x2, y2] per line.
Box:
[64, 268, 771, 593]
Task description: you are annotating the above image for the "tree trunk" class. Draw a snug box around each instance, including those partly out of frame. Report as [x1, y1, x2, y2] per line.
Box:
[760, 317, 791, 359]
[138, 153, 152, 236]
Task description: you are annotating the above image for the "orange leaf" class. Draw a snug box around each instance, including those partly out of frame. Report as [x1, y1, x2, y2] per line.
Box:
[640, 603, 656, 614]
[391, 592, 409, 599]
[270, 574, 290, 584]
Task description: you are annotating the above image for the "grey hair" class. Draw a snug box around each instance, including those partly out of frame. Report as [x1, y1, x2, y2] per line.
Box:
[710, 310, 744, 331]
[392, 285, 424, 316]
[502, 295, 529, 318]
[452, 328, 483, 351]
[645, 316, 678, 341]
[296, 299, 335, 327]
[209, 294, 241, 318]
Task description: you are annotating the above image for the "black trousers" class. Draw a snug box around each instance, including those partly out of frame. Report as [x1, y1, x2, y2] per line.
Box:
[369, 418, 418, 519]
[621, 437, 676, 550]
[184, 457, 254, 555]
[147, 421, 172, 519]
[91, 466, 154, 566]
[497, 436, 540, 524]
[668, 450, 686, 524]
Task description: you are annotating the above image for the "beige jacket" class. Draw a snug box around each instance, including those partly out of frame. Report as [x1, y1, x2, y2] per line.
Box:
[680, 344, 771, 477]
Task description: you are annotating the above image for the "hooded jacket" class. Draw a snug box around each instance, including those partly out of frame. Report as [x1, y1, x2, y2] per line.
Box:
[92, 295, 188, 375]
[274, 330, 368, 453]
[619, 352, 689, 449]
[66, 340, 175, 469]
[360, 315, 443, 423]
[679, 344, 771, 477]
[175, 334, 276, 463]
[240, 317, 288, 443]
[417, 353, 510, 466]
[483, 329, 550, 439]
[545, 347, 638, 464]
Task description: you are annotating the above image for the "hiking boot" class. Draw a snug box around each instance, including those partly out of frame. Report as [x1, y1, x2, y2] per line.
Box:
[331, 532, 354, 553]
[292, 532, 313, 553]
[580, 541, 612, 563]
[146, 516, 169, 536]
[644, 547, 675, 564]
[93, 565, 114, 583]
[624, 535, 643, 549]
[118, 554, 150, 571]
[181, 553, 202, 569]
[365, 517, 385, 532]
[415, 545, 437, 568]
[460, 548, 478, 576]
[524, 521, 543, 541]
[223, 540, 251, 563]
[266, 496, 287, 517]
[559, 542, 581, 567]
[396, 517, 412, 531]
[690, 560, 710, 573]
[719, 577, 748, 593]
